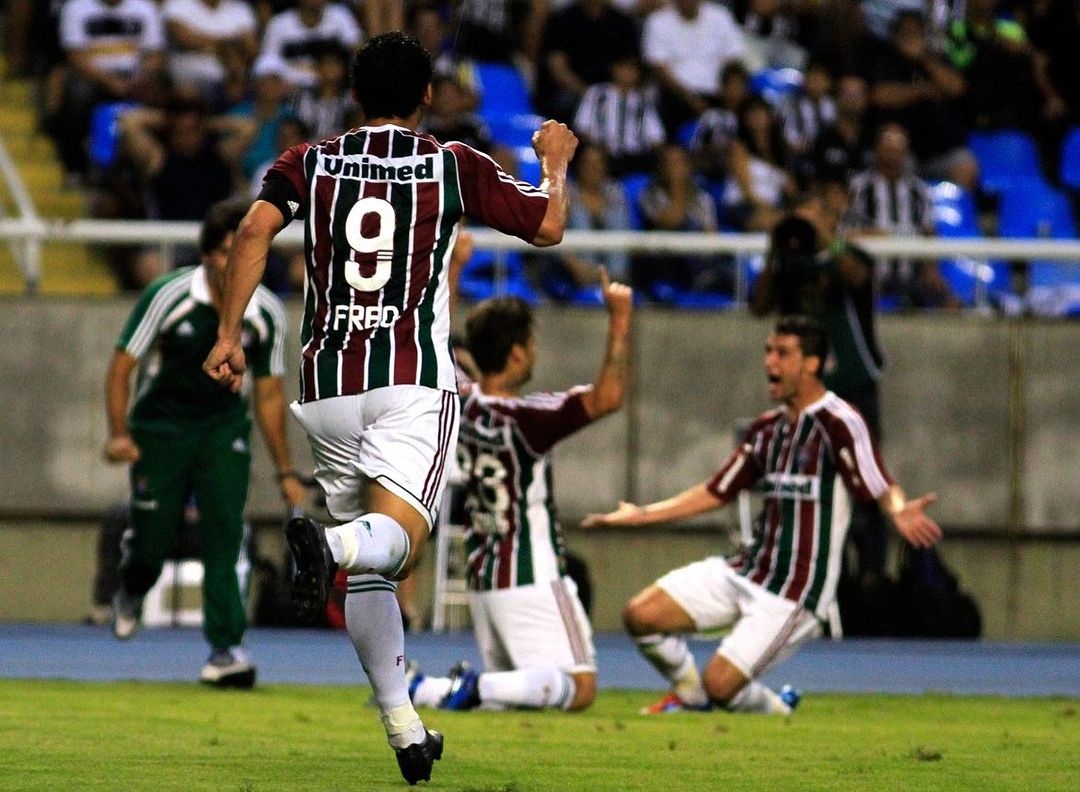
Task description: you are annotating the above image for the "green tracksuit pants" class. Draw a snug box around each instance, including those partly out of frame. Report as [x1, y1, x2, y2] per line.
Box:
[124, 417, 251, 650]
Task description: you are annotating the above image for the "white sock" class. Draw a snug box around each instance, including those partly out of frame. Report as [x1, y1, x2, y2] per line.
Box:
[635, 634, 709, 707]
[327, 513, 410, 577]
[344, 574, 426, 748]
[726, 681, 791, 715]
[412, 676, 453, 708]
[478, 667, 577, 710]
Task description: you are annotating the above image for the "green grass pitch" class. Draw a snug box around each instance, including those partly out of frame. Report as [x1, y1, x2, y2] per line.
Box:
[1, 680, 1076, 791]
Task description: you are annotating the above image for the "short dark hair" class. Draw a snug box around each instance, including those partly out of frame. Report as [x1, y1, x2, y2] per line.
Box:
[351, 32, 432, 119]
[199, 198, 250, 255]
[465, 297, 534, 375]
[775, 315, 829, 378]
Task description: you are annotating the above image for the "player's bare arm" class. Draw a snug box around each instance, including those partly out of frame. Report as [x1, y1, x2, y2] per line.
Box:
[531, 120, 579, 246]
[252, 376, 308, 507]
[103, 350, 141, 464]
[878, 485, 942, 548]
[580, 266, 633, 419]
[582, 483, 723, 528]
[203, 200, 285, 392]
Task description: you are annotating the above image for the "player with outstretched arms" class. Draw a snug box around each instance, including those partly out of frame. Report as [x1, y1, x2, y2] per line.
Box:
[584, 315, 941, 716]
[203, 32, 578, 785]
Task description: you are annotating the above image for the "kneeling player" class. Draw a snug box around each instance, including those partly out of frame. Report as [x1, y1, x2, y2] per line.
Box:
[411, 268, 633, 712]
[584, 316, 942, 714]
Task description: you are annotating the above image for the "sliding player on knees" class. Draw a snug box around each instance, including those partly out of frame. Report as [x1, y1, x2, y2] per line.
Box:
[409, 267, 633, 712]
[584, 315, 941, 715]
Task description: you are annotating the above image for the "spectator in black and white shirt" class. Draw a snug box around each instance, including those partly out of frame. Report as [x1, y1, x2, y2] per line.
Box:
[848, 123, 957, 308]
[258, 0, 362, 89]
[573, 53, 666, 175]
[779, 59, 836, 157]
[801, 73, 873, 186]
[688, 60, 751, 181]
[288, 44, 355, 140]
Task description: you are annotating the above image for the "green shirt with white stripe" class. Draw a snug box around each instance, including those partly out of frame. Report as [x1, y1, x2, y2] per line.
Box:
[117, 266, 287, 432]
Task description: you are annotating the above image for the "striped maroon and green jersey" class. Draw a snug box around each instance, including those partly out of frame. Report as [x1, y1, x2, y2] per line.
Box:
[456, 371, 593, 591]
[706, 391, 894, 619]
[265, 124, 549, 402]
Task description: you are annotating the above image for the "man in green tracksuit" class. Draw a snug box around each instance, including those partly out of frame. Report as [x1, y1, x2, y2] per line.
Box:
[104, 198, 307, 687]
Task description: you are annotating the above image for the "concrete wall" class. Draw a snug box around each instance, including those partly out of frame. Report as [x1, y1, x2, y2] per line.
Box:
[1, 299, 1078, 637]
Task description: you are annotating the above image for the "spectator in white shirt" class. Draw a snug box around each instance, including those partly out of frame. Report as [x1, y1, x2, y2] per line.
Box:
[48, 0, 166, 183]
[642, 0, 745, 135]
[161, 0, 258, 100]
[259, 0, 362, 89]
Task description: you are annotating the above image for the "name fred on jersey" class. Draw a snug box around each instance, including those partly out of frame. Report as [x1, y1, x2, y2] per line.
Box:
[333, 303, 401, 330]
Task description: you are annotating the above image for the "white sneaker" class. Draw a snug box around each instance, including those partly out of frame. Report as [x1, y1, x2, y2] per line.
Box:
[111, 589, 143, 640]
[200, 646, 256, 689]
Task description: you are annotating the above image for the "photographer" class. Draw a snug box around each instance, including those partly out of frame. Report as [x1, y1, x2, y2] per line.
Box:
[750, 191, 890, 610]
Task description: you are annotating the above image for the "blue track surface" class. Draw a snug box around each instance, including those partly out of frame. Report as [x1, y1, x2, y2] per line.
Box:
[2, 624, 1078, 697]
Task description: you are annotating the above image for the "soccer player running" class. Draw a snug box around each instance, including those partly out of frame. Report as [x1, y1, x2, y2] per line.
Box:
[202, 33, 577, 784]
[583, 315, 942, 715]
[104, 198, 307, 687]
[408, 266, 633, 713]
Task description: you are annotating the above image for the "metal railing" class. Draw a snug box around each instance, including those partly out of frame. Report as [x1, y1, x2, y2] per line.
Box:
[0, 136, 41, 291]
[1, 217, 1079, 306]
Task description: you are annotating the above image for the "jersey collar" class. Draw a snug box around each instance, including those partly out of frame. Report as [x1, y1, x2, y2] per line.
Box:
[190, 265, 261, 319]
[802, 391, 833, 415]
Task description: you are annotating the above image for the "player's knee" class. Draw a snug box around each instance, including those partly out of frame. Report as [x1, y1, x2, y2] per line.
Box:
[622, 596, 660, 636]
[702, 658, 746, 705]
[566, 673, 596, 711]
[621, 600, 648, 635]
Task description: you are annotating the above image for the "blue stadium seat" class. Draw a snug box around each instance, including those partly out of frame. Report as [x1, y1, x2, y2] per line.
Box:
[513, 145, 542, 187]
[675, 120, 697, 148]
[930, 181, 1009, 305]
[475, 62, 532, 122]
[457, 249, 539, 305]
[968, 130, 1042, 195]
[486, 113, 545, 148]
[620, 172, 651, 230]
[88, 102, 138, 169]
[998, 176, 1080, 307]
[998, 176, 1076, 239]
[650, 281, 734, 310]
[749, 67, 804, 105]
[1059, 126, 1080, 192]
[541, 279, 606, 307]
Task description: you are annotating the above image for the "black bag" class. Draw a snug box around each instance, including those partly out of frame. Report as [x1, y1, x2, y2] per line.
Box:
[895, 547, 982, 638]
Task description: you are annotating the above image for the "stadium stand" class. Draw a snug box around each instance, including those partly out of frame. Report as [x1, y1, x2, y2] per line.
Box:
[998, 176, 1080, 314]
[931, 180, 1009, 307]
[0, 64, 114, 295]
[968, 130, 1043, 196]
[1059, 127, 1080, 193]
[475, 61, 532, 123]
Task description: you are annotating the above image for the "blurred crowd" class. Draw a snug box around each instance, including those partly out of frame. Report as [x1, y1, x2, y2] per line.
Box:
[5, 0, 1080, 310]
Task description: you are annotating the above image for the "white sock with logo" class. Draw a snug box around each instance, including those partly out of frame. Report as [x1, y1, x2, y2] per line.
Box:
[344, 574, 426, 748]
[326, 512, 410, 577]
[478, 667, 577, 710]
[634, 634, 709, 707]
[726, 681, 791, 715]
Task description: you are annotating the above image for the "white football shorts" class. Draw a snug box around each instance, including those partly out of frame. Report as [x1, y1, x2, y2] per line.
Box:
[291, 386, 459, 531]
[656, 556, 822, 679]
[468, 576, 596, 675]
